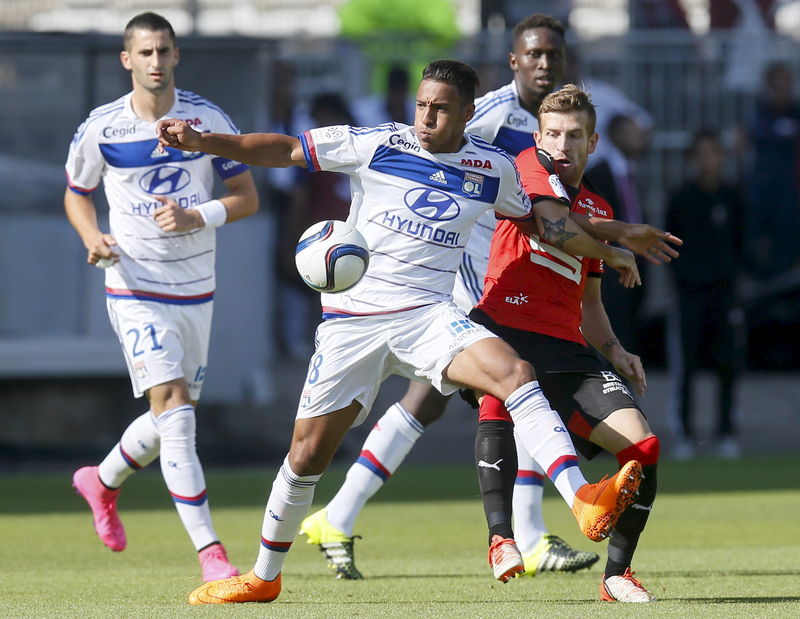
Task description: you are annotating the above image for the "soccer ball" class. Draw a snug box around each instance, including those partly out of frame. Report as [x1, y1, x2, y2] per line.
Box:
[295, 220, 370, 293]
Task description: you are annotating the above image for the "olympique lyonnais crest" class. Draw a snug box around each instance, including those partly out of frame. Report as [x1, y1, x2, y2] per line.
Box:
[462, 172, 484, 197]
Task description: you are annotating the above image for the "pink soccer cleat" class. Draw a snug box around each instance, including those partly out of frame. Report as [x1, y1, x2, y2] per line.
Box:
[199, 543, 240, 582]
[72, 465, 126, 552]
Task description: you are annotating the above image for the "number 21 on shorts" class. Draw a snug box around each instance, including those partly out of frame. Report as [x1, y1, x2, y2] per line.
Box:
[126, 323, 163, 357]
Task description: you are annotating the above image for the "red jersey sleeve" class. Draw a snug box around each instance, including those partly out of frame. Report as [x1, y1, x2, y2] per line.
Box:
[516, 147, 571, 207]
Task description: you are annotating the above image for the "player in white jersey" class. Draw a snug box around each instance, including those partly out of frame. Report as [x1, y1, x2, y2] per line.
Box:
[65, 12, 258, 583]
[155, 59, 686, 604]
[299, 14, 597, 581]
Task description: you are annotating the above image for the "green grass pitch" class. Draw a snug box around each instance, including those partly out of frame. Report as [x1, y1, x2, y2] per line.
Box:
[2, 456, 798, 618]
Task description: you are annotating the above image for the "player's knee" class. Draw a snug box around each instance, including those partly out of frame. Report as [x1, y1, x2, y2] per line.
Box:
[505, 359, 536, 393]
[288, 438, 333, 476]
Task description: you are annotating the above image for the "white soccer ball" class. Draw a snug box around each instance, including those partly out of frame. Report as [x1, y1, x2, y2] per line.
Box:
[295, 220, 370, 293]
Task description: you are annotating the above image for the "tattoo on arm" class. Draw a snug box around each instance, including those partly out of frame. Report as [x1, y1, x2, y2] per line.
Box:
[541, 216, 578, 248]
[601, 337, 621, 355]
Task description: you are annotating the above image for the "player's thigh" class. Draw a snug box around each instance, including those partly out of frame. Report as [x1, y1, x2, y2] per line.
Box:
[391, 303, 529, 398]
[106, 298, 187, 399]
[296, 317, 392, 428]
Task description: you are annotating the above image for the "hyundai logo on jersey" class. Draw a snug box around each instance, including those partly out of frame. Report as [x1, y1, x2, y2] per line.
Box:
[403, 187, 461, 221]
[139, 165, 191, 195]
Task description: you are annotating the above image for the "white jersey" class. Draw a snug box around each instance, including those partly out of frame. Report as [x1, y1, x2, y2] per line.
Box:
[299, 123, 532, 317]
[457, 81, 539, 306]
[65, 89, 249, 303]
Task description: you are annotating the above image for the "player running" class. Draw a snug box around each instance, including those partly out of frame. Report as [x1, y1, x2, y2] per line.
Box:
[157, 60, 679, 604]
[470, 84, 662, 602]
[65, 12, 258, 581]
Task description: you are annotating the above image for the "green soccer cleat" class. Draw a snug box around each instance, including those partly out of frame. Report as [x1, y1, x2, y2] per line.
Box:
[300, 509, 363, 580]
[521, 535, 599, 576]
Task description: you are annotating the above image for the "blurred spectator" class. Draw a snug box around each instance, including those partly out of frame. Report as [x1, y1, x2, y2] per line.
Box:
[351, 65, 415, 126]
[665, 130, 747, 460]
[276, 93, 355, 358]
[585, 113, 651, 353]
[630, 0, 691, 28]
[742, 61, 800, 278]
[710, 0, 778, 29]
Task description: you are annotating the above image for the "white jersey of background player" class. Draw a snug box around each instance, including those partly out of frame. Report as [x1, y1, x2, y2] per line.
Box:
[67, 89, 248, 303]
[455, 80, 538, 308]
[304, 123, 530, 323]
[65, 12, 258, 584]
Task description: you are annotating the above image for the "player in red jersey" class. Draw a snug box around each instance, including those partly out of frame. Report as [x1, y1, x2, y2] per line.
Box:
[469, 84, 661, 602]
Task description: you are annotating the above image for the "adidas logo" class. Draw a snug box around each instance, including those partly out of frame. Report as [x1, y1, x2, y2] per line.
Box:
[150, 146, 169, 158]
[428, 170, 447, 184]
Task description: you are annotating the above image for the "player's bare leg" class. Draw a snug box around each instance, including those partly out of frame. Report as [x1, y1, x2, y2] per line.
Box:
[190, 402, 362, 604]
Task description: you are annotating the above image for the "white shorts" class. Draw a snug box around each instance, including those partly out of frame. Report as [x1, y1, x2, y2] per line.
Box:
[296, 302, 497, 426]
[106, 298, 213, 400]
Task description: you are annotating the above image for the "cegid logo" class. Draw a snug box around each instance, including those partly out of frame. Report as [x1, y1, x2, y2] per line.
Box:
[102, 125, 136, 139]
[506, 113, 528, 128]
[389, 134, 420, 152]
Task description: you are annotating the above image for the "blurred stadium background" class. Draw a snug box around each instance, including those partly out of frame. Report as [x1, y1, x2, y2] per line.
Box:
[1, 0, 799, 467]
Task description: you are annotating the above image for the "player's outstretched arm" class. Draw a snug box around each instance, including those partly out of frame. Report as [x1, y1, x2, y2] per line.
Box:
[156, 119, 306, 169]
[580, 278, 646, 396]
[64, 188, 119, 266]
[571, 213, 683, 264]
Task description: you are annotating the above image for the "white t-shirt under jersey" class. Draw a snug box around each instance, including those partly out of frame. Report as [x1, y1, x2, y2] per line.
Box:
[299, 123, 532, 318]
[65, 89, 249, 303]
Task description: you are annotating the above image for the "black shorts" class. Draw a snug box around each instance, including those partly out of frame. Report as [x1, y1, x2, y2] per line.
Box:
[469, 308, 641, 460]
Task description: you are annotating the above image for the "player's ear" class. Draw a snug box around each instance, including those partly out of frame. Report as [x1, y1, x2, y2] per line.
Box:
[464, 102, 475, 123]
[533, 130, 541, 143]
[588, 132, 599, 155]
[173, 46, 180, 67]
[508, 51, 518, 72]
[120, 49, 131, 70]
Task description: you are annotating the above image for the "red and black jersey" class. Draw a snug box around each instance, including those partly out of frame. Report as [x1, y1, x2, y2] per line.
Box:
[475, 147, 613, 344]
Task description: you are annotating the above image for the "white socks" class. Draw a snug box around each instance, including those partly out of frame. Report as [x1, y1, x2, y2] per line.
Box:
[98, 410, 160, 488]
[504, 382, 587, 508]
[155, 404, 218, 550]
[512, 426, 547, 554]
[326, 403, 423, 535]
[254, 458, 321, 581]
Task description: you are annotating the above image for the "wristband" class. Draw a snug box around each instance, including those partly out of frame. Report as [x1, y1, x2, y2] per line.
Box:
[196, 199, 227, 228]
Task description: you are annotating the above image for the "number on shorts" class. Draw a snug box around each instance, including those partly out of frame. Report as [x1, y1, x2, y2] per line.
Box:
[127, 323, 163, 357]
[307, 353, 324, 384]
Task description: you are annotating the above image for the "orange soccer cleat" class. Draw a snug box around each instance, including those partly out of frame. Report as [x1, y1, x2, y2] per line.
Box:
[571, 460, 643, 542]
[188, 570, 281, 605]
[600, 568, 656, 602]
[488, 535, 525, 582]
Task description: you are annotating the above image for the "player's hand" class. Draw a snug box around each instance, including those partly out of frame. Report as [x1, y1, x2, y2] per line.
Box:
[618, 224, 683, 264]
[87, 233, 119, 267]
[156, 118, 202, 152]
[153, 197, 204, 232]
[609, 348, 646, 397]
[605, 247, 641, 288]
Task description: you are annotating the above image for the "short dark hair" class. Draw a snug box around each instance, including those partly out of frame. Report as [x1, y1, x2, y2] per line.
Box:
[512, 13, 566, 46]
[687, 128, 721, 155]
[421, 60, 479, 104]
[123, 12, 176, 49]
[538, 84, 596, 134]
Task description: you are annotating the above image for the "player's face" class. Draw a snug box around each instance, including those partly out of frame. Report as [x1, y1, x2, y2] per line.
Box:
[120, 28, 179, 94]
[535, 111, 598, 186]
[414, 80, 475, 153]
[509, 28, 566, 109]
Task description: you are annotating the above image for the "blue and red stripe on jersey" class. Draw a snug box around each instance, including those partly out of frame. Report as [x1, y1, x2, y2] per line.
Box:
[105, 287, 214, 305]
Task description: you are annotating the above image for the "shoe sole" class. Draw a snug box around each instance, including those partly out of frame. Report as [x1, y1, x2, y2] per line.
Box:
[582, 462, 643, 541]
[496, 563, 525, 583]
